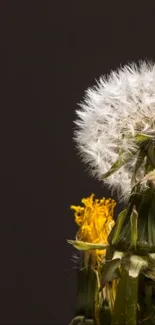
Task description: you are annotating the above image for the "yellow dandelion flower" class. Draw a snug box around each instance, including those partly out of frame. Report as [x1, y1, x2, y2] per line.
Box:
[71, 194, 116, 265]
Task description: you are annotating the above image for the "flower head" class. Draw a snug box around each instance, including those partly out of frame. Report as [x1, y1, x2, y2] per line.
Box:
[71, 194, 116, 265]
[74, 61, 155, 202]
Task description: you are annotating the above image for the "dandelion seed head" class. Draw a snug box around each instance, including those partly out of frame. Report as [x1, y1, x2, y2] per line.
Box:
[74, 61, 155, 202]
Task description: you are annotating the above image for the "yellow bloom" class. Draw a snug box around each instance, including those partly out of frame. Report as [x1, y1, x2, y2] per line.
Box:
[71, 194, 116, 264]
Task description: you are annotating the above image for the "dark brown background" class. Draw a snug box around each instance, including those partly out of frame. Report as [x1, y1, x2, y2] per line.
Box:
[0, 1, 155, 324]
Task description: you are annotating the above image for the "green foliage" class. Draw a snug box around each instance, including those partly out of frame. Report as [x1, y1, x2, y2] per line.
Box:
[68, 134, 155, 325]
[102, 134, 155, 183]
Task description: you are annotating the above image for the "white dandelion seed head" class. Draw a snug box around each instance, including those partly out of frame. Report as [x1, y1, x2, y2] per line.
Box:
[74, 61, 155, 202]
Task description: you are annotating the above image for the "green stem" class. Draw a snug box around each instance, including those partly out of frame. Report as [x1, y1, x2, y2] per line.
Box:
[125, 274, 139, 325]
[111, 268, 127, 325]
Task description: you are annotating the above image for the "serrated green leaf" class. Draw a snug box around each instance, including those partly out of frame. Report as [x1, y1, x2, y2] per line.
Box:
[67, 240, 109, 251]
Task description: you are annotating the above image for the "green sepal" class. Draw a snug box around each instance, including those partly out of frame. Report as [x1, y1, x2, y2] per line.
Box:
[102, 150, 136, 179]
[131, 149, 146, 187]
[144, 156, 154, 174]
[147, 140, 155, 168]
[148, 205, 154, 248]
[67, 240, 109, 251]
[108, 208, 127, 246]
[109, 185, 155, 254]
[102, 133, 153, 180]
[130, 206, 138, 250]
[68, 316, 94, 325]
[99, 259, 121, 291]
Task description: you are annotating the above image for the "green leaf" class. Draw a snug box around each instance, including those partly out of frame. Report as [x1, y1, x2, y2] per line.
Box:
[67, 240, 109, 251]
[111, 209, 127, 246]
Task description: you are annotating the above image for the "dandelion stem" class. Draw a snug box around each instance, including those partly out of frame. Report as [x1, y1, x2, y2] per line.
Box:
[125, 274, 139, 325]
[111, 268, 127, 325]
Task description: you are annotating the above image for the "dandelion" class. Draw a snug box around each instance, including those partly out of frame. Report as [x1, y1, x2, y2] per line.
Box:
[68, 195, 117, 325]
[74, 61, 155, 202]
[69, 62, 155, 325]
[70, 194, 116, 266]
